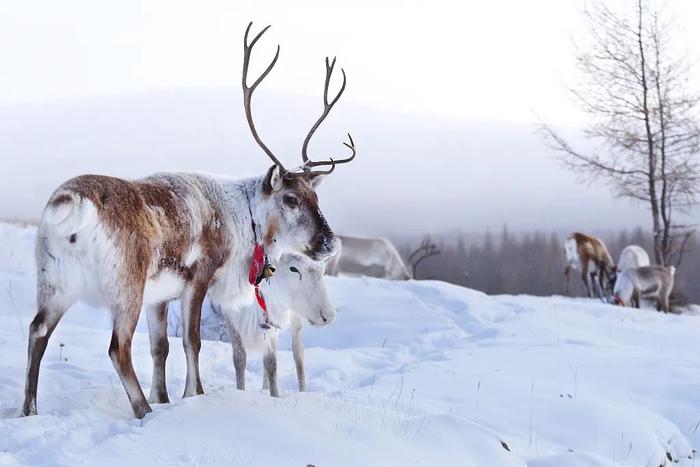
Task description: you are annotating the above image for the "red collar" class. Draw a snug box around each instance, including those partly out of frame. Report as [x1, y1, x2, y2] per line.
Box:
[248, 243, 271, 326]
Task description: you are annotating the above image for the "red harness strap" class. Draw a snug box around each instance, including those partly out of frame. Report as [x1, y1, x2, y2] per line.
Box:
[248, 243, 270, 323]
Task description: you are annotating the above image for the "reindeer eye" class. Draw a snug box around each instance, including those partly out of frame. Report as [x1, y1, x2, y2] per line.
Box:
[289, 266, 302, 279]
[283, 194, 299, 208]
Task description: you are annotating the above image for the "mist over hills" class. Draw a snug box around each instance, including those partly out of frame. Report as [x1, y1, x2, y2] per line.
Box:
[0, 88, 653, 236]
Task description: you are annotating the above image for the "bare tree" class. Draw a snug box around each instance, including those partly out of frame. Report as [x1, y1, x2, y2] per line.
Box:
[408, 238, 441, 278]
[539, 0, 699, 266]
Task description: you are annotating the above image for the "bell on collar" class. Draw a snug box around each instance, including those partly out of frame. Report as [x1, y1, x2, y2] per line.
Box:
[262, 264, 276, 279]
[255, 260, 276, 285]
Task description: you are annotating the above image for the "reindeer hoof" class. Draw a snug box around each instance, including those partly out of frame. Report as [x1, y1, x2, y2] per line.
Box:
[148, 391, 170, 404]
[21, 400, 37, 417]
[182, 387, 204, 398]
[133, 401, 153, 420]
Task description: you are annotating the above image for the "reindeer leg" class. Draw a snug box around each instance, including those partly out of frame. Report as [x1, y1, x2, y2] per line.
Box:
[596, 264, 608, 299]
[226, 322, 247, 391]
[583, 273, 595, 298]
[263, 336, 279, 397]
[590, 272, 600, 298]
[181, 281, 208, 398]
[580, 261, 592, 298]
[146, 302, 170, 404]
[109, 296, 151, 419]
[661, 286, 671, 313]
[22, 291, 72, 416]
[564, 266, 571, 296]
[291, 320, 306, 392]
[262, 370, 270, 391]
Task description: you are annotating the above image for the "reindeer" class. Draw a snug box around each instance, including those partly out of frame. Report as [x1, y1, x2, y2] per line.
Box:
[223, 254, 334, 397]
[563, 232, 616, 299]
[613, 265, 675, 312]
[617, 245, 650, 272]
[326, 236, 440, 280]
[325, 236, 413, 280]
[21, 22, 356, 419]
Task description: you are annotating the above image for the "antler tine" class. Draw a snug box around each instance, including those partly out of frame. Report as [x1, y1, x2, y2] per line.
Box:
[335, 133, 356, 164]
[408, 243, 429, 264]
[408, 240, 440, 266]
[301, 133, 355, 171]
[293, 55, 354, 177]
[242, 22, 285, 171]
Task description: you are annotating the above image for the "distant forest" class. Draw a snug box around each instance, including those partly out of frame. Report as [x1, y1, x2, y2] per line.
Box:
[396, 228, 700, 303]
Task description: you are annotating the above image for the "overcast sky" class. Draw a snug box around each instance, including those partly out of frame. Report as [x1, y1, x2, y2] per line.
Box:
[4, 0, 697, 124]
[1, 0, 699, 235]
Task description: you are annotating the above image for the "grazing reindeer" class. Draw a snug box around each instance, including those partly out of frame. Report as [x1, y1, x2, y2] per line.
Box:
[325, 236, 413, 280]
[613, 265, 675, 312]
[22, 22, 356, 419]
[564, 232, 616, 299]
[617, 245, 650, 272]
[225, 254, 335, 397]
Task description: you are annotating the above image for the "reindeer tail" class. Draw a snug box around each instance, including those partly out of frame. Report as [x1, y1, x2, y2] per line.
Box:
[42, 191, 98, 235]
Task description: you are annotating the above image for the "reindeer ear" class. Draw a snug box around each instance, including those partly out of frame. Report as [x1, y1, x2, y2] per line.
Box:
[308, 173, 326, 190]
[262, 165, 284, 195]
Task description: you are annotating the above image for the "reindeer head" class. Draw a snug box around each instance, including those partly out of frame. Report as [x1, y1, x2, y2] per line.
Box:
[259, 167, 337, 261]
[262, 254, 336, 327]
[242, 23, 356, 261]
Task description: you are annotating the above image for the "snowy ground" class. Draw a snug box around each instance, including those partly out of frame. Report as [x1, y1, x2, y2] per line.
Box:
[1, 222, 699, 467]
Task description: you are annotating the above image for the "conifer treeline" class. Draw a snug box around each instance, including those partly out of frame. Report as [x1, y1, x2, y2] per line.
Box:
[398, 228, 699, 302]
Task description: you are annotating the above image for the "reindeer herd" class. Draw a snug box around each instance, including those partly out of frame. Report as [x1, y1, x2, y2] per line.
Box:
[564, 232, 676, 312]
[15, 23, 682, 421]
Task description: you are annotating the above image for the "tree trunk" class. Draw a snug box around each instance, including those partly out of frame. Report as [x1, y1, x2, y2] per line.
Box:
[636, 0, 663, 265]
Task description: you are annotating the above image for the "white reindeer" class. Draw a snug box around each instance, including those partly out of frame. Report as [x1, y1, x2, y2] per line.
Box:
[22, 22, 356, 419]
[224, 254, 335, 397]
[325, 236, 439, 280]
[617, 245, 650, 272]
[613, 265, 676, 312]
[325, 236, 410, 279]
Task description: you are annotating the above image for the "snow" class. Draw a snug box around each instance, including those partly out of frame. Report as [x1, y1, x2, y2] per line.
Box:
[1, 222, 699, 466]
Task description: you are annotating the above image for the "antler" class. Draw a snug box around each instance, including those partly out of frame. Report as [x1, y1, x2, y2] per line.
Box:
[408, 239, 441, 278]
[296, 56, 356, 176]
[408, 239, 439, 264]
[242, 22, 285, 171]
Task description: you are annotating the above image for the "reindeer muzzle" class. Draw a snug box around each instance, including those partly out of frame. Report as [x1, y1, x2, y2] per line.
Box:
[310, 232, 338, 261]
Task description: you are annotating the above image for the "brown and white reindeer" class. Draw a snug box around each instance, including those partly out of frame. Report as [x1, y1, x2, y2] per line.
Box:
[563, 232, 617, 299]
[22, 22, 356, 419]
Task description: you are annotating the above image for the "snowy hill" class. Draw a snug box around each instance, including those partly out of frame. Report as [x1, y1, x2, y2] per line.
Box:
[1, 222, 699, 466]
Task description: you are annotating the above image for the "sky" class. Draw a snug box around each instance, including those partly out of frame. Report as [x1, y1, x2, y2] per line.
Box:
[0, 0, 699, 235]
[0, 0, 652, 123]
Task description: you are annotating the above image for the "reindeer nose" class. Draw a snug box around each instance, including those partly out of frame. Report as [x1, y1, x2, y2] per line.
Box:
[312, 232, 337, 259]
